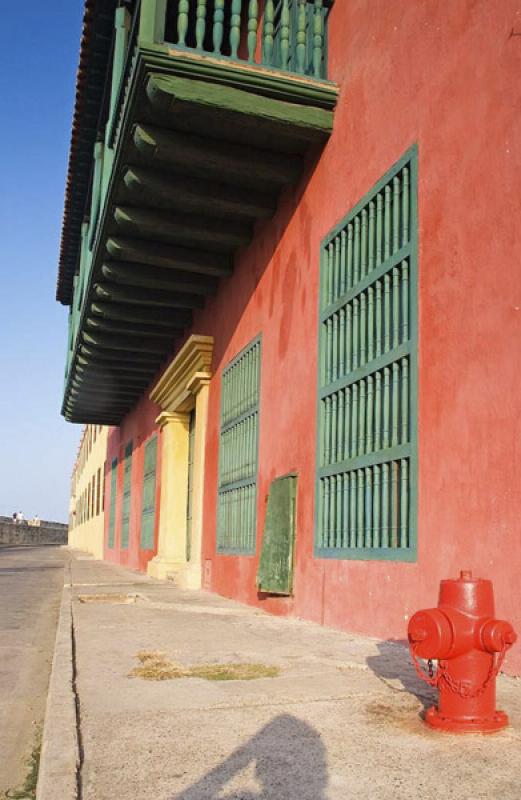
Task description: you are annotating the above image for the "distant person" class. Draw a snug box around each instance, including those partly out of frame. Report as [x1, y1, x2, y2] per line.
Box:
[18, 511, 24, 524]
[12, 512, 18, 524]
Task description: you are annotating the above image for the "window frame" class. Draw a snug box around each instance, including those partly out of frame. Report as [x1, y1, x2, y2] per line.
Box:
[216, 335, 262, 556]
[314, 145, 419, 562]
[121, 441, 133, 550]
[140, 434, 158, 552]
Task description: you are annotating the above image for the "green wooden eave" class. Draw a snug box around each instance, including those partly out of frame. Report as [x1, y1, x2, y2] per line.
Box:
[62, 44, 338, 424]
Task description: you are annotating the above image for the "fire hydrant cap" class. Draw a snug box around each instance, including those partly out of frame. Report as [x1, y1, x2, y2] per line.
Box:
[408, 608, 453, 658]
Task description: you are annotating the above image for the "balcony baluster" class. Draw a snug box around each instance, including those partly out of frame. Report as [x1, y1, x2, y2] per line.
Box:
[313, 0, 324, 78]
[280, 0, 291, 70]
[213, 0, 225, 55]
[296, 0, 307, 74]
[247, 0, 259, 63]
[262, 1, 275, 66]
[230, 0, 242, 59]
[177, 0, 189, 45]
[196, 0, 207, 50]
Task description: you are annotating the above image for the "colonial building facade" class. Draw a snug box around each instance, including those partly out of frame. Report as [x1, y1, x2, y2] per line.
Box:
[58, 1, 521, 673]
[68, 424, 108, 559]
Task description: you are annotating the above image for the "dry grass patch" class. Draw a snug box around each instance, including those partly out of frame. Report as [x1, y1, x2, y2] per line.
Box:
[78, 593, 137, 604]
[130, 651, 279, 682]
[189, 663, 279, 681]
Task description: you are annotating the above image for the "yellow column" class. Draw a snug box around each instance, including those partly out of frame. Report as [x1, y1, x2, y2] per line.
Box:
[147, 411, 190, 580]
[181, 376, 210, 589]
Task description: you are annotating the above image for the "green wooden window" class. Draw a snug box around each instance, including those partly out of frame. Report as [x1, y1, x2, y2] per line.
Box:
[108, 457, 118, 549]
[316, 146, 418, 561]
[140, 436, 157, 551]
[186, 410, 196, 562]
[217, 337, 261, 555]
[121, 441, 133, 550]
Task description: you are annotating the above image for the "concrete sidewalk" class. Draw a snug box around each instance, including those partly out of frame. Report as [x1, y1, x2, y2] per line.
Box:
[39, 550, 521, 800]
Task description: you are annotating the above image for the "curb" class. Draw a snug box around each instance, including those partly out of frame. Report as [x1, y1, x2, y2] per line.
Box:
[36, 586, 79, 800]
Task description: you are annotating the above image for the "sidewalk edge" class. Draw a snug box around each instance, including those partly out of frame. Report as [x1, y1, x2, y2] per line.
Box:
[36, 585, 79, 800]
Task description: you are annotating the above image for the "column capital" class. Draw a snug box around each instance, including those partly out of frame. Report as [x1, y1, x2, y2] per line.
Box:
[155, 410, 190, 430]
[150, 334, 214, 412]
[187, 372, 211, 397]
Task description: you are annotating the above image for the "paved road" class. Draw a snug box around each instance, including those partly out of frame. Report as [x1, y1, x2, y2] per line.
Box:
[0, 545, 66, 794]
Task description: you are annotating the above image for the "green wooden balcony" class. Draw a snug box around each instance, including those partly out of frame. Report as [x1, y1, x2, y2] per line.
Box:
[61, 0, 338, 423]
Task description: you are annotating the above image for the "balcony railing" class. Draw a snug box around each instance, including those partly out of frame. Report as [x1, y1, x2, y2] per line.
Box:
[162, 1, 331, 79]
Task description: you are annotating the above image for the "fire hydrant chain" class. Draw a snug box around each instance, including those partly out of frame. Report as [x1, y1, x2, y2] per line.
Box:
[409, 643, 440, 687]
[438, 642, 509, 698]
[410, 641, 509, 697]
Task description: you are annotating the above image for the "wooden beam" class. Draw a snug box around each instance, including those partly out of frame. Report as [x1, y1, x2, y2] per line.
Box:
[86, 316, 182, 339]
[67, 398, 133, 410]
[77, 359, 158, 375]
[65, 415, 122, 424]
[74, 372, 154, 388]
[106, 237, 232, 277]
[94, 282, 205, 309]
[123, 166, 276, 220]
[101, 261, 218, 296]
[82, 331, 173, 354]
[79, 345, 163, 364]
[145, 73, 334, 140]
[77, 356, 160, 374]
[113, 205, 251, 250]
[90, 301, 192, 328]
[71, 386, 140, 399]
[133, 123, 301, 186]
[70, 389, 141, 402]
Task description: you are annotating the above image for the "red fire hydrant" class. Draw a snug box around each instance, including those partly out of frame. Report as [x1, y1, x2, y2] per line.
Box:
[408, 570, 516, 733]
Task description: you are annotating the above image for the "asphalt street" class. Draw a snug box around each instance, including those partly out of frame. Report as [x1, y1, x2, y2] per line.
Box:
[0, 545, 66, 794]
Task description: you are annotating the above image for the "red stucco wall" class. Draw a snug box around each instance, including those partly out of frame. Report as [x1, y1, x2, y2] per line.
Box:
[105, 1, 521, 673]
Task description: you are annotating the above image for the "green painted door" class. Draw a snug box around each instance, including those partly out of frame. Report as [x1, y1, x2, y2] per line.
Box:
[140, 436, 157, 551]
[257, 474, 297, 595]
[121, 441, 133, 549]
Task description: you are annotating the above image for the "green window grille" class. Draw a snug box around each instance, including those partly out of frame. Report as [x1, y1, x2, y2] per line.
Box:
[121, 441, 133, 550]
[217, 337, 262, 555]
[140, 436, 157, 551]
[186, 410, 196, 562]
[108, 457, 118, 549]
[316, 146, 418, 561]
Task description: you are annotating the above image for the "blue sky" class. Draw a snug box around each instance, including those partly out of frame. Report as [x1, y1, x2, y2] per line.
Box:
[0, 2, 85, 521]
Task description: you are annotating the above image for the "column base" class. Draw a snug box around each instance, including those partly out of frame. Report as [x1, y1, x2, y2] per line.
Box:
[147, 557, 181, 580]
[166, 561, 202, 590]
[147, 557, 201, 588]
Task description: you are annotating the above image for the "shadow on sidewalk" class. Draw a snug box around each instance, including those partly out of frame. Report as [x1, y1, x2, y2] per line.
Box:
[365, 639, 436, 709]
[172, 714, 328, 800]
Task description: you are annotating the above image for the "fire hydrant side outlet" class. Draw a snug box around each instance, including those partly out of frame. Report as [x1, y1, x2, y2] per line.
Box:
[408, 571, 516, 734]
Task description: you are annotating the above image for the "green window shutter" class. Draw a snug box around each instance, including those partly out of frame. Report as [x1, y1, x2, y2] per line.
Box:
[316, 146, 418, 561]
[217, 337, 261, 555]
[140, 436, 157, 551]
[121, 441, 133, 549]
[108, 457, 118, 549]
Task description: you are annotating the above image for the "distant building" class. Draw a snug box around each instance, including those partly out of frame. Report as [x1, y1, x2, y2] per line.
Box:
[69, 425, 108, 559]
[56, 1, 521, 674]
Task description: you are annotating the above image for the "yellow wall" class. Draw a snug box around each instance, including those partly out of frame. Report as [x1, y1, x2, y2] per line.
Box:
[68, 425, 108, 559]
